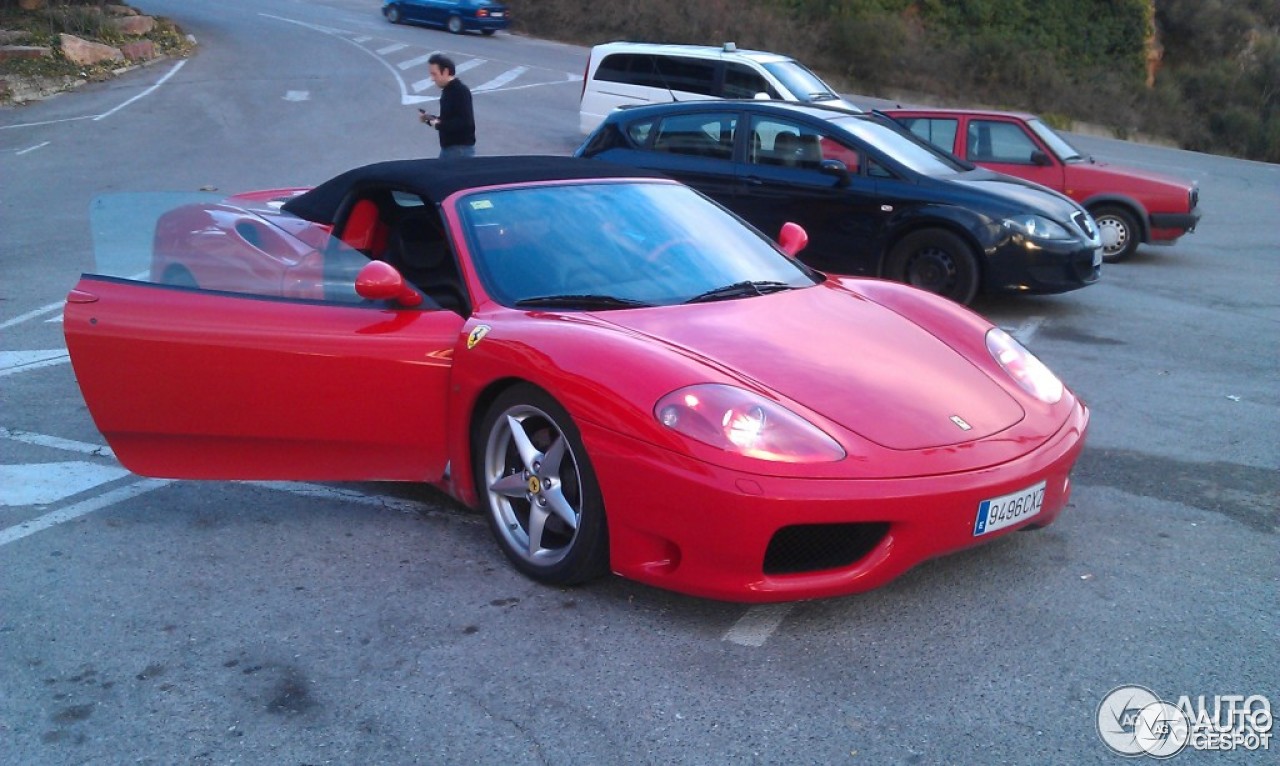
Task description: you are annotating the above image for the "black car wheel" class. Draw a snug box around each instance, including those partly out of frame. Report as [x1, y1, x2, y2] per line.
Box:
[1092, 205, 1139, 263]
[385, 5, 401, 24]
[886, 229, 980, 304]
[447, 15, 464, 34]
[475, 384, 609, 586]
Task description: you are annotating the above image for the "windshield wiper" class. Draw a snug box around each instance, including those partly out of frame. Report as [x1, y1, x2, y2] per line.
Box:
[686, 280, 793, 304]
[514, 294, 652, 309]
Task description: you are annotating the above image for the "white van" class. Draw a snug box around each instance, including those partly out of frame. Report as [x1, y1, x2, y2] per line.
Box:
[578, 41, 860, 134]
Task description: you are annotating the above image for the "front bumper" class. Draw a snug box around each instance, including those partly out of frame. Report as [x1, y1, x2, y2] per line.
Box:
[584, 400, 1089, 602]
[986, 235, 1101, 295]
[1148, 210, 1201, 243]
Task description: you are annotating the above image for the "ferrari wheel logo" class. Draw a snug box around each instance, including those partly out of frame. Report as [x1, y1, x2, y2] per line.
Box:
[527, 476, 541, 494]
[467, 324, 491, 349]
[950, 415, 973, 431]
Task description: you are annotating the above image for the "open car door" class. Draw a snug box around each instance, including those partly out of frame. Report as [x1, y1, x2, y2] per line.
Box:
[64, 193, 465, 482]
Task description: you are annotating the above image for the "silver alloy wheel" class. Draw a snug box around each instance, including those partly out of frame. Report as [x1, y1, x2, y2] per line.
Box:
[386, 6, 400, 23]
[482, 403, 583, 567]
[447, 15, 464, 34]
[1093, 206, 1138, 262]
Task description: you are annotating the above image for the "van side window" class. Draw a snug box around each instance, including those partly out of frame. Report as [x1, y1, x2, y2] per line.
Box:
[723, 63, 774, 99]
[653, 113, 737, 160]
[653, 56, 717, 96]
[595, 54, 659, 87]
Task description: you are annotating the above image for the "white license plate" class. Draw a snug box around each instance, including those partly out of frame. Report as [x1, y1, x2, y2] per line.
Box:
[973, 480, 1045, 536]
[1092, 247, 1103, 268]
[491, 11, 504, 17]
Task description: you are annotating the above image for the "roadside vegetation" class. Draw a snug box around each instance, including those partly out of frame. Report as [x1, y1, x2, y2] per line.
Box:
[512, 0, 1280, 163]
[0, 0, 190, 100]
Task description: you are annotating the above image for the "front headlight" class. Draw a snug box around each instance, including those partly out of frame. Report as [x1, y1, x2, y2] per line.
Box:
[1003, 214, 1073, 241]
[986, 328, 1063, 404]
[655, 384, 846, 463]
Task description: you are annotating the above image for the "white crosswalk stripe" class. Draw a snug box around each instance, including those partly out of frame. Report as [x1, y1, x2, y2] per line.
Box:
[376, 42, 407, 55]
[397, 53, 433, 71]
[455, 58, 486, 74]
[473, 66, 527, 92]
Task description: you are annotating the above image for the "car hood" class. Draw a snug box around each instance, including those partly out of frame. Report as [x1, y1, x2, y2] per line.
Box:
[948, 169, 1083, 221]
[596, 283, 1025, 451]
[1065, 159, 1193, 192]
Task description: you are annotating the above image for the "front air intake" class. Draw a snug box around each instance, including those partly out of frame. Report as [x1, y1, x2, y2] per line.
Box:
[763, 523, 889, 575]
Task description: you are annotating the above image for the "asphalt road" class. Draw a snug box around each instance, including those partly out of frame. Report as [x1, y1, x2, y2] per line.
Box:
[1, 1, 1276, 764]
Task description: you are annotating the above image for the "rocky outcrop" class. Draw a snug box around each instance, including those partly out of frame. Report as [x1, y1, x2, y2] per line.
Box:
[59, 33, 124, 66]
[113, 15, 155, 36]
[107, 4, 139, 15]
[0, 45, 52, 62]
[0, 30, 34, 45]
[120, 40, 156, 62]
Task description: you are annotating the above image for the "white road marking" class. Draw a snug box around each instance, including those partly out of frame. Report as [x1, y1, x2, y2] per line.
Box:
[411, 77, 434, 93]
[353, 36, 371, 43]
[454, 58, 485, 74]
[722, 604, 794, 646]
[15, 141, 50, 155]
[0, 478, 171, 547]
[283, 90, 310, 101]
[0, 350, 69, 378]
[1010, 316, 1046, 345]
[398, 54, 433, 71]
[1, 428, 115, 458]
[473, 66, 527, 92]
[377, 43, 407, 55]
[245, 481, 482, 524]
[93, 59, 186, 122]
[0, 462, 130, 506]
[0, 300, 63, 330]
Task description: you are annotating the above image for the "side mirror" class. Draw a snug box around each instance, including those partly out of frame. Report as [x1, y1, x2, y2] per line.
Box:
[777, 222, 809, 257]
[819, 159, 850, 187]
[356, 260, 422, 307]
[1030, 149, 1051, 167]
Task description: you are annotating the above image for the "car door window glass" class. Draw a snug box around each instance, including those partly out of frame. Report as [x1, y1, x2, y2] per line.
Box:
[722, 63, 774, 99]
[626, 118, 655, 146]
[653, 112, 737, 160]
[968, 120, 1039, 164]
[901, 117, 958, 153]
[749, 117, 838, 171]
[653, 56, 717, 96]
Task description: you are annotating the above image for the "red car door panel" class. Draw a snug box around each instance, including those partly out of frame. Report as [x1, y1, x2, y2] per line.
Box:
[64, 277, 463, 481]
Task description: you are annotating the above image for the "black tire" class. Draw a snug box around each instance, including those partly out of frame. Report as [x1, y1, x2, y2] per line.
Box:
[884, 229, 980, 304]
[474, 384, 609, 586]
[385, 5, 401, 24]
[446, 15, 464, 34]
[1091, 205, 1140, 263]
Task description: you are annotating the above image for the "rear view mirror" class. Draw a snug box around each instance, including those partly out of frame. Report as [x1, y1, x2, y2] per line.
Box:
[356, 260, 422, 307]
[777, 222, 809, 256]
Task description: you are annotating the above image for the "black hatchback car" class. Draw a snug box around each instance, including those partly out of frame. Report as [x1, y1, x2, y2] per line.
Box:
[576, 101, 1102, 304]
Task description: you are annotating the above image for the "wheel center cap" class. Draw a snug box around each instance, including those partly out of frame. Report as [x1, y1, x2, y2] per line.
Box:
[527, 476, 541, 494]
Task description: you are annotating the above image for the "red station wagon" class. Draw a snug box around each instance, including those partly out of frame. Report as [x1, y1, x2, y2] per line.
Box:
[885, 108, 1201, 262]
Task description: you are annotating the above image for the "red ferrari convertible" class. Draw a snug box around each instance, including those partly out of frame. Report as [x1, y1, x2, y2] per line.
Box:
[65, 157, 1088, 602]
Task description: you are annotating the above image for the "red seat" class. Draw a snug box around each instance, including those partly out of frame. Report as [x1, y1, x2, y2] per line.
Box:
[341, 199, 387, 257]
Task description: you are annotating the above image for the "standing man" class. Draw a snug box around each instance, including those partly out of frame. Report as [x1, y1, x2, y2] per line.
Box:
[419, 53, 476, 158]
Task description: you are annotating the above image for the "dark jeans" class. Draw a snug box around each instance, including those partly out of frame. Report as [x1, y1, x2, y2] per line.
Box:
[440, 145, 476, 158]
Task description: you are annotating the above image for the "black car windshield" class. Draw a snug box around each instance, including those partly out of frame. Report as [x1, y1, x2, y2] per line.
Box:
[761, 60, 839, 102]
[459, 181, 818, 308]
[1026, 118, 1085, 161]
[830, 116, 968, 175]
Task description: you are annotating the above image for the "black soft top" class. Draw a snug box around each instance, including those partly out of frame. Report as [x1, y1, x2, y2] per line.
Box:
[282, 156, 666, 224]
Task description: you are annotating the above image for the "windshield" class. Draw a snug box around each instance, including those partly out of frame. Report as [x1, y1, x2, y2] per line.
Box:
[830, 117, 968, 175]
[1026, 118, 1084, 161]
[459, 182, 818, 308]
[761, 60, 840, 102]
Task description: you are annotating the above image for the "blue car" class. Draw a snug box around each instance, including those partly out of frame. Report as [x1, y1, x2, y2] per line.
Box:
[383, 0, 510, 35]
